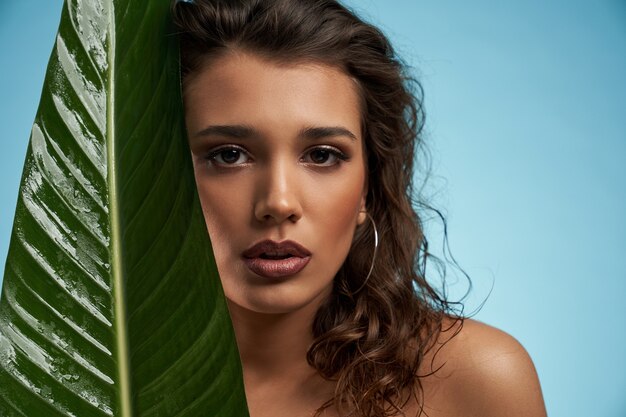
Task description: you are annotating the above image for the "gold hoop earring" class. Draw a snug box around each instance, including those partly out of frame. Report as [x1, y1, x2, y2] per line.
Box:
[353, 212, 379, 294]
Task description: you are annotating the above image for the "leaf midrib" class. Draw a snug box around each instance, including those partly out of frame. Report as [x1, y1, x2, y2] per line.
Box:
[106, 3, 133, 416]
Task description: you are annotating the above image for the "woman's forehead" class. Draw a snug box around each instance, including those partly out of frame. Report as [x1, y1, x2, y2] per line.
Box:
[183, 51, 363, 139]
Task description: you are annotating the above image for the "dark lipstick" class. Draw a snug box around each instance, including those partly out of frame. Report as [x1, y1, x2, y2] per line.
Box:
[242, 240, 311, 278]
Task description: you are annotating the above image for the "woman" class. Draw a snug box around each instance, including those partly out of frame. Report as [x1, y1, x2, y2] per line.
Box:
[173, 0, 547, 416]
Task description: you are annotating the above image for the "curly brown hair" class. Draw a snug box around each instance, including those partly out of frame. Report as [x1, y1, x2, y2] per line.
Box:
[172, 0, 463, 415]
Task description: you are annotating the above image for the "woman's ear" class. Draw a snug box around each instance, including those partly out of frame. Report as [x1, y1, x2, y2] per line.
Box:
[357, 190, 367, 226]
[357, 211, 367, 225]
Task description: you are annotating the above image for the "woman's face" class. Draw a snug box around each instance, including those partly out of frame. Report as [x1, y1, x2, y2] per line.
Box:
[184, 51, 367, 315]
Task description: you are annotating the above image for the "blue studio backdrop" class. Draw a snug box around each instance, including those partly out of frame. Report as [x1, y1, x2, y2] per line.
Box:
[1, 1, 625, 416]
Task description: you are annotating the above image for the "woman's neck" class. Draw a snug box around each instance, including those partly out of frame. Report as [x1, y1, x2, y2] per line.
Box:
[226, 298, 321, 383]
[226, 297, 339, 416]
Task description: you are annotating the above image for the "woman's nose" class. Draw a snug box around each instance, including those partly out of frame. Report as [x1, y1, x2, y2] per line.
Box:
[253, 160, 303, 224]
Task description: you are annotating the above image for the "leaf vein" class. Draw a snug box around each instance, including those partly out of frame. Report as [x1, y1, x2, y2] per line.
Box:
[3, 282, 114, 385]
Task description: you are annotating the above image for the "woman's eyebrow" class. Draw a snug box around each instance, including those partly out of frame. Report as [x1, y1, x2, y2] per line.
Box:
[193, 124, 357, 141]
[194, 124, 258, 139]
[298, 126, 357, 141]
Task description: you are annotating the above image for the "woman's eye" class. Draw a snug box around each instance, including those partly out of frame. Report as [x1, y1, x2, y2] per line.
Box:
[303, 147, 348, 166]
[206, 146, 250, 166]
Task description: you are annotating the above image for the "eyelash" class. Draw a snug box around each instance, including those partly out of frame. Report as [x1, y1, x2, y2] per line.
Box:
[204, 145, 349, 167]
[206, 145, 251, 166]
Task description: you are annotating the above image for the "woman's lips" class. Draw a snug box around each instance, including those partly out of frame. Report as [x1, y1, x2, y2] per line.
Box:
[242, 240, 312, 278]
[243, 256, 311, 278]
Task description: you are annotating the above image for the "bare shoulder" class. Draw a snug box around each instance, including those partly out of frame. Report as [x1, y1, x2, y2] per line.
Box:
[414, 318, 547, 417]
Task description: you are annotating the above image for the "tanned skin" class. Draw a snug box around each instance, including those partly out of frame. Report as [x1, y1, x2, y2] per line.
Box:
[183, 51, 547, 417]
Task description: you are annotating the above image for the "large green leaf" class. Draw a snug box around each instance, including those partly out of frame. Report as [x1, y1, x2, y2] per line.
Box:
[0, 0, 249, 415]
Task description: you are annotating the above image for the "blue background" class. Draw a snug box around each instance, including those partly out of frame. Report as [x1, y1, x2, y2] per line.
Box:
[1, 1, 625, 416]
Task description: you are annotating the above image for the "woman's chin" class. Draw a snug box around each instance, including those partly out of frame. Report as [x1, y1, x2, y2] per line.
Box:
[224, 285, 332, 316]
